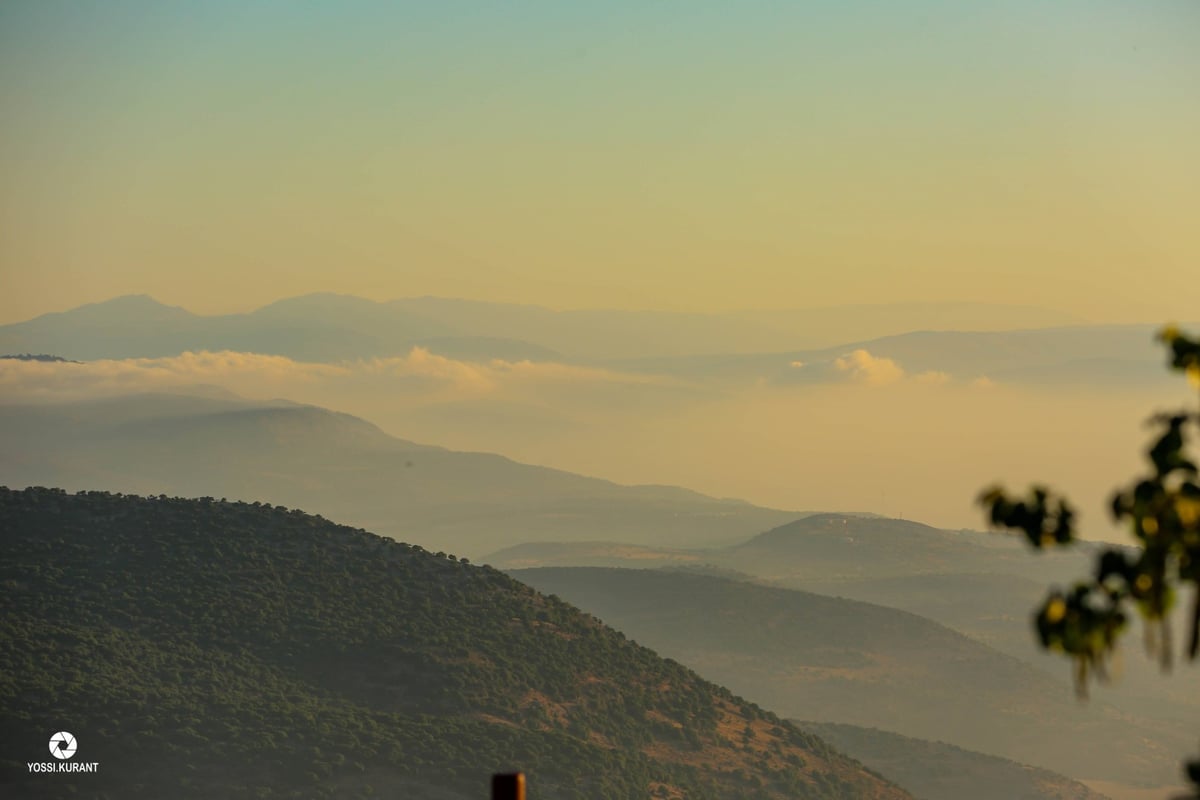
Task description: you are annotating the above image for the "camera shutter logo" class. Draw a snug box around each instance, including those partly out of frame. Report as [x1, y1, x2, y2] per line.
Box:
[49, 732, 77, 760]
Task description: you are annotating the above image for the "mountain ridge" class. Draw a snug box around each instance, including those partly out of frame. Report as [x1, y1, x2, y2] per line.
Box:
[0, 293, 1157, 365]
[0, 392, 802, 556]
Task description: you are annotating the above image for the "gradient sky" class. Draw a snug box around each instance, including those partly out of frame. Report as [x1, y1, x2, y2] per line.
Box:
[2, 1, 1198, 323]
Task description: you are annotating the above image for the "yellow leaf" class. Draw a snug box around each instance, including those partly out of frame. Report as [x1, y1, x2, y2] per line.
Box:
[1045, 598, 1067, 624]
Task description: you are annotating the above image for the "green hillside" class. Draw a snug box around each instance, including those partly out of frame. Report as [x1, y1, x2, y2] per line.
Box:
[0, 487, 910, 800]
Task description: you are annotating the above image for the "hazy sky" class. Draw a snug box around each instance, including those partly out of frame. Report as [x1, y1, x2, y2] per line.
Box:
[2, 1, 1198, 323]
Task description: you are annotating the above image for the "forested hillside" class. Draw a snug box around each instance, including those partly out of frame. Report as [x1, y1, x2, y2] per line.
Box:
[0, 487, 910, 800]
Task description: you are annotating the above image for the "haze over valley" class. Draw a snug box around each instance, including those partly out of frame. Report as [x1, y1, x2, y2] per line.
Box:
[4, 2, 1200, 798]
[4, 294, 1200, 798]
[3, 294, 1195, 539]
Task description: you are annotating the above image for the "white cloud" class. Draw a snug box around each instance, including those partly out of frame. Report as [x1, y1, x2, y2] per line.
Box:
[833, 349, 906, 386]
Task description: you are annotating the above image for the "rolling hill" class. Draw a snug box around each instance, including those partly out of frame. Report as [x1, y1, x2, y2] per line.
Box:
[487, 518, 1200, 768]
[509, 567, 1193, 787]
[0, 393, 800, 557]
[0, 487, 911, 800]
[795, 722, 1110, 800]
[793, 570, 1200, 723]
[723, 513, 1095, 584]
[724, 516, 1200, 725]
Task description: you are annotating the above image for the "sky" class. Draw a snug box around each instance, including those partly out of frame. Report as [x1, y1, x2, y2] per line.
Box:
[1, 1, 1198, 324]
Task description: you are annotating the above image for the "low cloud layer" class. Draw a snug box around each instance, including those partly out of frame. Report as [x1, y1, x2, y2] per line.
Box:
[0, 348, 667, 402]
[785, 349, 978, 389]
[1, 347, 1184, 536]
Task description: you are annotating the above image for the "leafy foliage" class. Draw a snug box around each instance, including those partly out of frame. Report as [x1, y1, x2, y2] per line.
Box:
[978, 326, 1200, 795]
[0, 487, 909, 800]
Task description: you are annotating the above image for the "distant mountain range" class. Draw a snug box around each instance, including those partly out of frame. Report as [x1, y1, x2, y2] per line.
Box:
[509, 567, 1191, 788]
[0, 487, 912, 799]
[609, 326, 1176, 387]
[0, 293, 1131, 367]
[2, 293, 1190, 394]
[0, 392, 801, 557]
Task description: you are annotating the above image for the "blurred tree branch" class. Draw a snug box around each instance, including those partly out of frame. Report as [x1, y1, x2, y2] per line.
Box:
[978, 326, 1200, 798]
